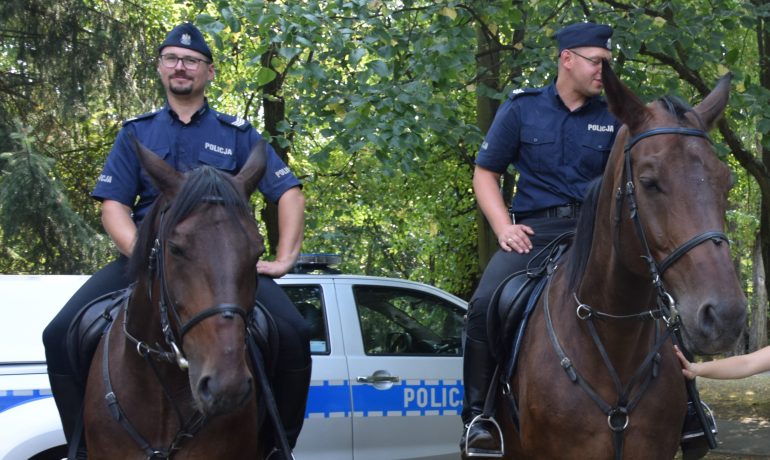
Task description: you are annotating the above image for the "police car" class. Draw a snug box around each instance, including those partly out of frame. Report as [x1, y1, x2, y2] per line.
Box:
[0, 256, 466, 460]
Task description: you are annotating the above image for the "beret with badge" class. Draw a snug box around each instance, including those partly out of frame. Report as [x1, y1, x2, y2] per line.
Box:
[158, 22, 213, 61]
[555, 22, 613, 52]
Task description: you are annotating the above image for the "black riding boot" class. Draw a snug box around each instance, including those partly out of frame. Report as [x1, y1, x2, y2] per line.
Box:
[460, 336, 502, 456]
[680, 398, 718, 460]
[267, 362, 312, 458]
[48, 372, 87, 460]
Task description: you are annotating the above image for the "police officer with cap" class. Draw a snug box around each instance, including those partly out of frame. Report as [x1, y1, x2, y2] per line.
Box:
[460, 22, 620, 456]
[43, 22, 311, 459]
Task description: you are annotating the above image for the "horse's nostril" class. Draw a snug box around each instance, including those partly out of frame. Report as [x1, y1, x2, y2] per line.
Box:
[697, 303, 716, 332]
[198, 375, 214, 403]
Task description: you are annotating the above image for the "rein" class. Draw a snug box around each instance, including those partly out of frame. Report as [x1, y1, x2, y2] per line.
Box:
[545, 126, 727, 459]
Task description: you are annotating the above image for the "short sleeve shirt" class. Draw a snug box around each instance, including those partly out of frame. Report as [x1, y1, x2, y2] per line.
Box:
[475, 83, 620, 214]
[92, 101, 301, 224]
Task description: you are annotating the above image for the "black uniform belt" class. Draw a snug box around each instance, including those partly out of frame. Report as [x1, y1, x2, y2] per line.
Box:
[514, 203, 581, 221]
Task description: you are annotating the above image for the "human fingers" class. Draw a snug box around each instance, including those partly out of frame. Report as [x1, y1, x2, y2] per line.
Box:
[674, 345, 696, 379]
[500, 226, 533, 254]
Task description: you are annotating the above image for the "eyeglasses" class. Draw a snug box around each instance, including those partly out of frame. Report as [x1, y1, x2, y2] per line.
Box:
[568, 49, 604, 67]
[159, 54, 211, 70]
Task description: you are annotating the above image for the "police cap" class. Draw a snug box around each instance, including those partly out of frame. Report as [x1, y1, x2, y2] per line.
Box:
[158, 23, 213, 61]
[555, 22, 613, 52]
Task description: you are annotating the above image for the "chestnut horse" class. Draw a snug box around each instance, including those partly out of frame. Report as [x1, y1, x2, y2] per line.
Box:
[83, 141, 268, 459]
[500, 63, 747, 459]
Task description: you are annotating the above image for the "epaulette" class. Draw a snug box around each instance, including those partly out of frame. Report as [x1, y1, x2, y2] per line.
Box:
[122, 108, 161, 126]
[508, 87, 542, 101]
[216, 112, 252, 132]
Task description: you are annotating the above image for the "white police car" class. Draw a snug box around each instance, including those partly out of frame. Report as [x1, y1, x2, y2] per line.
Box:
[0, 256, 466, 460]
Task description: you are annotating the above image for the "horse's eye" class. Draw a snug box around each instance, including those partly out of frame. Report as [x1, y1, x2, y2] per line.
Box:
[167, 242, 184, 257]
[638, 177, 661, 192]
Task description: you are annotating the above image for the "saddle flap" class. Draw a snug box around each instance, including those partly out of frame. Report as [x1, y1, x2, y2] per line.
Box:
[66, 287, 131, 383]
[486, 271, 537, 362]
[248, 300, 280, 378]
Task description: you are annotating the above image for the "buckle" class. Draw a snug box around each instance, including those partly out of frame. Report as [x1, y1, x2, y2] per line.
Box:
[464, 414, 504, 458]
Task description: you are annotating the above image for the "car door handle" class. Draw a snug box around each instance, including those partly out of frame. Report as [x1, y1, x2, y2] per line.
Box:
[357, 374, 400, 384]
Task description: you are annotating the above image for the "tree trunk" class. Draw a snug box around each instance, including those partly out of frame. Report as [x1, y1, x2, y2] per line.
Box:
[474, 25, 502, 272]
[749, 231, 768, 352]
[260, 43, 287, 257]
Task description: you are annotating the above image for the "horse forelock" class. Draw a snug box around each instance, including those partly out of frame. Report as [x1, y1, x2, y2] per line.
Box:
[162, 166, 251, 236]
[127, 166, 253, 280]
[655, 95, 707, 130]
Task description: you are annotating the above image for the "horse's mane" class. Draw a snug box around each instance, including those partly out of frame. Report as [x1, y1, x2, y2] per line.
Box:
[657, 95, 705, 128]
[564, 177, 603, 292]
[127, 166, 252, 280]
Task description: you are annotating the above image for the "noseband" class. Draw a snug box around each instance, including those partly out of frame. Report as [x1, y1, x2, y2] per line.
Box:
[618, 127, 728, 320]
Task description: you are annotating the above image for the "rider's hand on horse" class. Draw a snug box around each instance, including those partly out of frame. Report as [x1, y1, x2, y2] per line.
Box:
[257, 259, 294, 278]
[674, 345, 697, 380]
[498, 224, 535, 254]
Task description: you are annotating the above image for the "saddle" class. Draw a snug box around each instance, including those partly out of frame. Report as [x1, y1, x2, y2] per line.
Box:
[486, 233, 573, 369]
[480, 233, 573, 435]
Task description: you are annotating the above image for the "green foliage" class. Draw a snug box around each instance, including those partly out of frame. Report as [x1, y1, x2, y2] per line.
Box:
[2, 0, 770, 313]
[0, 122, 111, 273]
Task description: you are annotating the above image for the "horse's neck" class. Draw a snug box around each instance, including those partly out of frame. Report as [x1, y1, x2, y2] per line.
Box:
[572, 226, 662, 373]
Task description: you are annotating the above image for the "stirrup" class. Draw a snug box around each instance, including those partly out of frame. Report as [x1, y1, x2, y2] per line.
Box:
[464, 414, 504, 458]
[265, 447, 296, 460]
[681, 401, 718, 441]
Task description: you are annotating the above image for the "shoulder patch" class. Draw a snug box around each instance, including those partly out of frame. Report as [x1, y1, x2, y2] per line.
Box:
[122, 108, 161, 126]
[216, 112, 252, 132]
[508, 88, 542, 101]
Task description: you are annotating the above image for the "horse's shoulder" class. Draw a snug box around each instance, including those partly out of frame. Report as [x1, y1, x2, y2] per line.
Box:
[214, 111, 253, 132]
[122, 108, 161, 126]
[508, 87, 542, 101]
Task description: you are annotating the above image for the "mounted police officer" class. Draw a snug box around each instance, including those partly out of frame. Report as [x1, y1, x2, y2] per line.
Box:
[460, 22, 620, 457]
[43, 23, 311, 460]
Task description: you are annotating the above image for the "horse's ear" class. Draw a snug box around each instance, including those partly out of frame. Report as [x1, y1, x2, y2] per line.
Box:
[132, 136, 183, 196]
[693, 73, 732, 129]
[235, 140, 267, 197]
[601, 60, 649, 130]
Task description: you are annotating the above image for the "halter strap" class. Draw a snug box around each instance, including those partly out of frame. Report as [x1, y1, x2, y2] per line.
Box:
[624, 127, 711, 153]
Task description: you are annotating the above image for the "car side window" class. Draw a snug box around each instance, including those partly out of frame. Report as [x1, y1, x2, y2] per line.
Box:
[353, 285, 464, 356]
[283, 285, 329, 355]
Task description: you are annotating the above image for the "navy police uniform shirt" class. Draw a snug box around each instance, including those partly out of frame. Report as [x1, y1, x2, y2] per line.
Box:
[93, 100, 300, 223]
[475, 83, 620, 214]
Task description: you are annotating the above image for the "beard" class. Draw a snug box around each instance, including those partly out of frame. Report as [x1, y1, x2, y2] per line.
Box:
[168, 73, 194, 95]
[169, 82, 193, 95]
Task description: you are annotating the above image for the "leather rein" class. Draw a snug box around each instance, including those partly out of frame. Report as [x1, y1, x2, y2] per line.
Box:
[102, 195, 250, 458]
[544, 127, 728, 460]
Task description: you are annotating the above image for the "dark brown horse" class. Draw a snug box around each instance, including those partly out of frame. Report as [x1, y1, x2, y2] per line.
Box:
[501, 63, 747, 459]
[83, 141, 268, 459]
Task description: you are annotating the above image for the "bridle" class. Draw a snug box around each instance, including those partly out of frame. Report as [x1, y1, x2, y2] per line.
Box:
[103, 195, 251, 458]
[617, 127, 728, 322]
[544, 126, 727, 460]
[126, 196, 249, 370]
